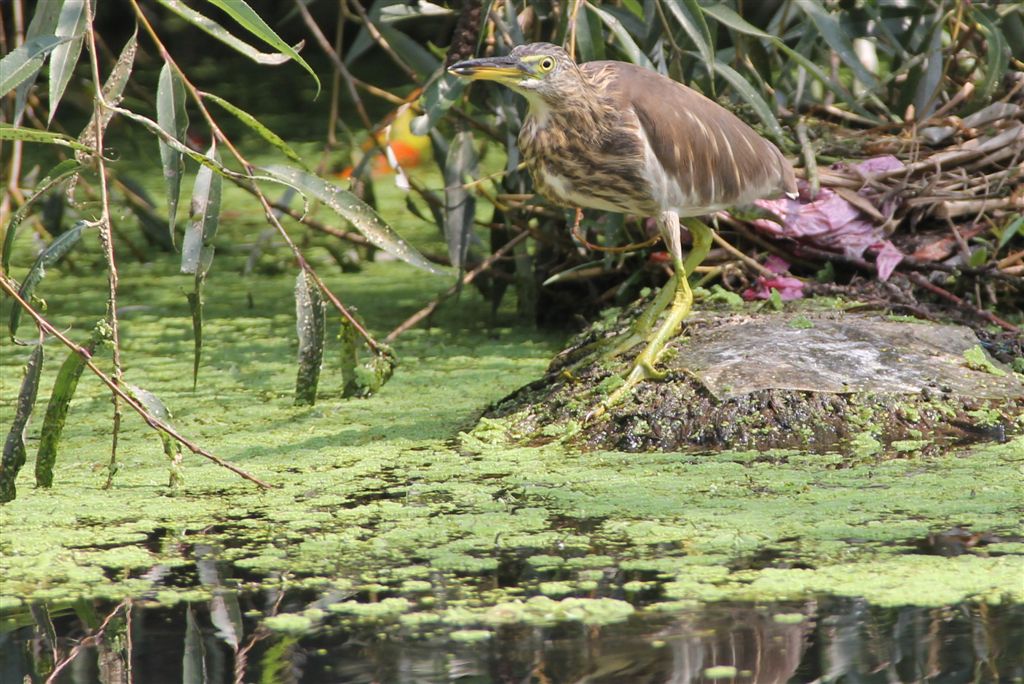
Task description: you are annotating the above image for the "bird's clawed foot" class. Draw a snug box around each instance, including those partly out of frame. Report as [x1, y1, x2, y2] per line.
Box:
[582, 218, 714, 424]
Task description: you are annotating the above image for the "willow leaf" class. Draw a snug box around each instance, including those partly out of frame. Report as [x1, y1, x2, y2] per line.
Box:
[294, 271, 326, 406]
[179, 286, 200, 390]
[701, 3, 772, 39]
[444, 129, 478, 271]
[2, 159, 82, 272]
[14, 2, 63, 123]
[183, 608, 204, 684]
[156, 0, 297, 66]
[712, 60, 785, 144]
[181, 143, 222, 276]
[205, 0, 320, 95]
[209, 590, 243, 651]
[662, 0, 714, 70]
[79, 28, 137, 151]
[126, 385, 183, 486]
[202, 92, 304, 167]
[262, 165, 448, 276]
[1, 344, 44, 503]
[10, 221, 90, 342]
[410, 71, 465, 136]
[972, 8, 1010, 106]
[792, 0, 878, 90]
[182, 143, 221, 388]
[0, 123, 93, 152]
[0, 35, 68, 96]
[35, 322, 109, 488]
[339, 318, 359, 398]
[586, 4, 654, 69]
[701, 4, 875, 120]
[157, 63, 189, 247]
[48, 0, 87, 124]
[998, 215, 1023, 251]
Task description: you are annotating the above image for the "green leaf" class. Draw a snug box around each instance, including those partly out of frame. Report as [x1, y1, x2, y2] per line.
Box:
[701, 3, 772, 40]
[0, 35, 69, 96]
[997, 215, 1023, 251]
[410, 72, 465, 136]
[205, 0, 321, 95]
[10, 221, 90, 342]
[185, 286, 203, 392]
[156, 0, 301, 66]
[294, 271, 326, 406]
[443, 129, 478, 270]
[157, 63, 189, 247]
[48, 0, 87, 124]
[0, 123, 93, 152]
[126, 385, 183, 487]
[78, 28, 138, 151]
[202, 92, 304, 167]
[184, 608, 204, 682]
[712, 60, 785, 144]
[701, 3, 876, 121]
[262, 165, 449, 276]
[1, 344, 44, 503]
[2, 159, 82, 273]
[339, 317, 359, 398]
[182, 143, 222, 389]
[972, 7, 1010, 106]
[35, 321, 110, 488]
[14, 2, 64, 123]
[181, 143, 223, 277]
[907, 11, 944, 119]
[792, 0, 879, 91]
[586, 4, 654, 69]
[662, 0, 715, 69]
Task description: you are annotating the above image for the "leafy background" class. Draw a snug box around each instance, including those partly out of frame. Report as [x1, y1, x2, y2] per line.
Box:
[2, 0, 1022, 492]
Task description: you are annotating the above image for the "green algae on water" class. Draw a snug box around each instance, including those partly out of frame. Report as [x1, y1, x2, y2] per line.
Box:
[1, 237, 1022, 631]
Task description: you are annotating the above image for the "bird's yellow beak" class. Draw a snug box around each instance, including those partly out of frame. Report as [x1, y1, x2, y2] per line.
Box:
[448, 55, 529, 84]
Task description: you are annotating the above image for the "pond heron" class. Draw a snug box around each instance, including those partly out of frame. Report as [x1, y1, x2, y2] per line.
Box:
[450, 43, 795, 403]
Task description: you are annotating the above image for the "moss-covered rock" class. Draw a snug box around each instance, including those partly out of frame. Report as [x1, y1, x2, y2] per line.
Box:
[484, 310, 1023, 452]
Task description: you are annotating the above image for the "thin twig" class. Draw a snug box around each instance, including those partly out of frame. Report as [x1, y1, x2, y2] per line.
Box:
[1, 276, 273, 488]
[711, 231, 775, 276]
[907, 272, 1019, 332]
[45, 600, 129, 684]
[796, 119, 820, 199]
[346, 0, 419, 82]
[82, 0, 125, 486]
[385, 231, 529, 342]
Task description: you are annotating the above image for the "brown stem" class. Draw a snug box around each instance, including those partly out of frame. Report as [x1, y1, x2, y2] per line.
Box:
[346, 0, 419, 82]
[46, 600, 129, 684]
[907, 272, 1019, 332]
[82, 0, 125, 486]
[1, 276, 273, 488]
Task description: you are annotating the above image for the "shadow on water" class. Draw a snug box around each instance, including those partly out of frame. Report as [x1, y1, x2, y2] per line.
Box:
[2, 594, 1022, 683]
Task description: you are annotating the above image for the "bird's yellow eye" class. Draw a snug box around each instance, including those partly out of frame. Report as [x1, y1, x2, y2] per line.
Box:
[539, 57, 555, 72]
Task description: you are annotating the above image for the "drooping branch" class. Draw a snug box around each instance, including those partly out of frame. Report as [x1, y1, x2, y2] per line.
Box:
[0, 276, 273, 489]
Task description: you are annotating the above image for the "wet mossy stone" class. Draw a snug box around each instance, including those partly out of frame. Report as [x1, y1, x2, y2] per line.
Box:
[482, 311, 1024, 452]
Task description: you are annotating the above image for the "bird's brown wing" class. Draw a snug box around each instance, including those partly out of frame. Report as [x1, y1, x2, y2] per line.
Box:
[583, 61, 795, 208]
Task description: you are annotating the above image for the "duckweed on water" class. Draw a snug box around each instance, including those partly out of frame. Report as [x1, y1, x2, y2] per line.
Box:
[1, 248, 1022, 632]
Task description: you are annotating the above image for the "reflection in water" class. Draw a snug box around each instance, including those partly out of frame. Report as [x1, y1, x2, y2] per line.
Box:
[2, 597, 1021, 683]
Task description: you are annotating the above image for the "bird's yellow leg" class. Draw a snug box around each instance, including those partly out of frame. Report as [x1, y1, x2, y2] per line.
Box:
[680, 217, 714, 284]
[600, 217, 713, 358]
[592, 218, 714, 415]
